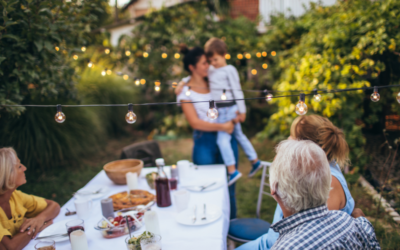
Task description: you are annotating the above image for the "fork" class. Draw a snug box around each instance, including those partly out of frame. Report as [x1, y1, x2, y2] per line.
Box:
[201, 204, 207, 220]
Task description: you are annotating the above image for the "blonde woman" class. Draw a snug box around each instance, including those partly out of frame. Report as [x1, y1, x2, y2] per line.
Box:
[0, 148, 60, 250]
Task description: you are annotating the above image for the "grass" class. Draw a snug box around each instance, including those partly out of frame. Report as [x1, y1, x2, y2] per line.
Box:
[21, 137, 400, 249]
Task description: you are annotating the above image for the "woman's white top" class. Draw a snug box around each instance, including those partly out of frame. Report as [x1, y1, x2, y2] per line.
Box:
[177, 85, 215, 123]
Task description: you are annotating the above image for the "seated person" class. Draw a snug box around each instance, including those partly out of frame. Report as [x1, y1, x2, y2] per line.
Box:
[268, 140, 380, 249]
[0, 148, 60, 250]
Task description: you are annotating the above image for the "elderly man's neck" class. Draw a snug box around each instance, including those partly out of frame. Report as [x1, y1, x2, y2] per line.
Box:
[275, 195, 295, 218]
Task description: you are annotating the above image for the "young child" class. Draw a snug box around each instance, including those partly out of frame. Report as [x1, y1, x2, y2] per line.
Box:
[176, 38, 262, 185]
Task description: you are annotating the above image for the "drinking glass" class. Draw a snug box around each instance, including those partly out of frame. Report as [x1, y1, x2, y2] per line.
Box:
[140, 235, 162, 250]
[66, 219, 85, 240]
[35, 240, 55, 250]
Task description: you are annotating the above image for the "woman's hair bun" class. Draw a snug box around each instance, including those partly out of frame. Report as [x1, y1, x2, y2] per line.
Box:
[179, 44, 189, 55]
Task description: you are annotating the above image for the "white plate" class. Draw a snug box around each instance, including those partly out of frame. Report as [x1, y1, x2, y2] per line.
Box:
[74, 185, 109, 200]
[176, 205, 222, 226]
[183, 179, 224, 192]
[36, 219, 70, 242]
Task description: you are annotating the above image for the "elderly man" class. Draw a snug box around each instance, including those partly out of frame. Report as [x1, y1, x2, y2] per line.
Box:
[268, 140, 380, 250]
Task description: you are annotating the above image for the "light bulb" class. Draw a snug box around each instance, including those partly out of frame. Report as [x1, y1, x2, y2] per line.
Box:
[245, 53, 251, 59]
[207, 100, 219, 120]
[237, 54, 243, 60]
[370, 86, 380, 102]
[225, 54, 231, 60]
[186, 87, 191, 96]
[143, 52, 149, 58]
[106, 69, 112, 75]
[135, 78, 140, 86]
[87, 61, 93, 68]
[221, 89, 227, 100]
[172, 82, 178, 88]
[313, 89, 321, 102]
[262, 63, 268, 69]
[105, 48, 110, 54]
[55, 46, 60, 51]
[264, 90, 273, 102]
[73, 55, 78, 60]
[140, 79, 146, 85]
[101, 69, 106, 76]
[271, 51, 276, 56]
[81, 46, 86, 52]
[251, 69, 257, 75]
[162, 53, 168, 59]
[262, 51, 267, 57]
[397, 92, 400, 104]
[123, 75, 129, 80]
[295, 93, 308, 115]
[125, 104, 137, 124]
[155, 86, 160, 91]
[125, 51, 131, 56]
[174, 53, 180, 59]
[256, 52, 261, 58]
[55, 105, 66, 123]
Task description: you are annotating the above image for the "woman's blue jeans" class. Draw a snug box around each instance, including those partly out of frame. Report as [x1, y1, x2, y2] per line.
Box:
[192, 130, 239, 219]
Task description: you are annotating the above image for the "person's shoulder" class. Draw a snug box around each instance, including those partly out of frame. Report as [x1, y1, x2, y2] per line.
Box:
[177, 85, 191, 101]
[225, 64, 238, 73]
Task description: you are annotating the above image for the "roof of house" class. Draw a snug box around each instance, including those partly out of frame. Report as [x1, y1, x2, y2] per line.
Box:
[121, 0, 139, 11]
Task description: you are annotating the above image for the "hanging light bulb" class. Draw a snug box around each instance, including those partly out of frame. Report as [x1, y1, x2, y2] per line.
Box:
[251, 69, 257, 75]
[143, 52, 149, 58]
[101, 69, 107, 76]
[207, 100, 219, 120]
[155, 86, 160, 91]
[237, 54, 243, 60]
[174, 53, 180, 59]
[81, 46, 86, 52]
[186, 86, 191, 96]
[123, 75, 129, 80]
[271, 51, 277, 56]
[245, 53, 251, 59]
[256, 52, 261, 58]
[262, 63, 268, 69]
[125, 103, 137, 124]
[105, 48, 110, 54]
[295, 93, 308, 116]
[225, 54, 231, 60]
[87, 61, 93, 68]
[313, 89, 321, 102]
[264, 90, 273, 102]
[54, 104, 66, 123]
[161, 53, 168, 59]
[55, 46, 60, 51]
[370, 86, 380, 102]
[135, 78, 140, 86]
[262, 51, 267, 57]
[125, 50, 131, 56]
[221, 89, 227, 100]
[397, 92, 400, 104]
[172, 82, 178, 88]
[140, 79, 146, 85]
[106, 69, 112, 75]
[73, 55, 78, 60]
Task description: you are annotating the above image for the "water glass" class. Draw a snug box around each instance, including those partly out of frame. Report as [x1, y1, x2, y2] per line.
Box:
[35, 240, 55, 250]
[140, 235, 162, 250]
[66, 219, 85, 240]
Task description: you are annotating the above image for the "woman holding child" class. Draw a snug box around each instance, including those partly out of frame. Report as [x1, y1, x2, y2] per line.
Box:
[0, 148, 60, 250]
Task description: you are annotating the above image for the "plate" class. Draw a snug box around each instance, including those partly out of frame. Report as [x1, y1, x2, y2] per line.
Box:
[176, 204, 222, 226]
[36, 219, 70, 242]
[184, 179, 224, 192]
[74, 185, 109, 200]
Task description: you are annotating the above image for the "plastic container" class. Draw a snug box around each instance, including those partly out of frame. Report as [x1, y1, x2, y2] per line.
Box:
[95, 217, 143, 239]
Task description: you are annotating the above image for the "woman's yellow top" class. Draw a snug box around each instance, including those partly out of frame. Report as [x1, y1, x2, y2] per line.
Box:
[0, 190, 47, 241]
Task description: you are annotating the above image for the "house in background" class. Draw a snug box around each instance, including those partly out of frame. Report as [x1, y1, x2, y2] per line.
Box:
[104, 0, 336, 46]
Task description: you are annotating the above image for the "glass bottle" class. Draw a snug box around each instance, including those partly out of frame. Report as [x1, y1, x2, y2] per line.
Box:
[155, 158, 172, 207]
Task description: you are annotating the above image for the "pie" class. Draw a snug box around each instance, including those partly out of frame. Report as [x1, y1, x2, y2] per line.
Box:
[109, 190, 155, 211]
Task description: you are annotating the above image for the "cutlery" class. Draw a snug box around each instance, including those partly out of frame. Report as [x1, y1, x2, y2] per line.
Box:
[201, 204, 207, 220]
[192, 205, 197, 224]
[73, 187, 103, 196]
[36, 233, 68, 240]
[200, 182, 216, 191]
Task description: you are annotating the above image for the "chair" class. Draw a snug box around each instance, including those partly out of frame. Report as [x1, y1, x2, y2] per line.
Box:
[228, 161, 273, 243]
[120, 140, 163, 168]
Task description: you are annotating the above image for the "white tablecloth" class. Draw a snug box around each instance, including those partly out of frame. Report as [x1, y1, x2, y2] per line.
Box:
[24, 164, 230, 250]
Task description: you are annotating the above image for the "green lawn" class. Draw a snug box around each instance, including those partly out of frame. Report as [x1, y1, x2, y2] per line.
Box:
[21, 137, 400, 249]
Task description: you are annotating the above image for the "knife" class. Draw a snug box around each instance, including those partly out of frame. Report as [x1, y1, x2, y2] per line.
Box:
[36, 233, 68, 240]
[200, 182, 216, 191]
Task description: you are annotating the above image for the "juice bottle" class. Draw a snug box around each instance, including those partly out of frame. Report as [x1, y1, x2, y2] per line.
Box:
[155, 158, 172, 207]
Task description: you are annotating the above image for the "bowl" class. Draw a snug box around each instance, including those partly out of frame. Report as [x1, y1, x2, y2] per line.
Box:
[104, 159, 143, 185]
[95, 216, 143, 239]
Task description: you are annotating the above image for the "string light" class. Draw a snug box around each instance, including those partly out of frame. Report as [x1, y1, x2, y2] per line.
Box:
[221, 89, 227, 100]
[251, 69, 257, 75]
[73, 55, 78, 60]
[186, 87, 191, 96]
[87, 61, 93, 68]
[106, 69, 112, 75]
[397, 92, 400, 104]
[123, 75, 129, 80]
[264, 90, 273, 102]
[143, 52, 149, 58]
[135, 78, 140, 86]
[256, 52, 261, 58]
[370, 86, 380, 102]
[81, 46, 86, 52]
[155, 86, 160, 91]
[271, 51, 276, 56]
[225, 54, 231, 60]
[125, 51, 131, 56]
[313, 89, 322, 102]
[172, 82, 178, 88]
[125, 103, 137, 124]
[245, 53, 251, 59]
[262, 63, 268, 69]
[162, 53, 168, 59]
[237, 54, 243, 60]
[140, 79, 146, 85]
[174, 53, 180, 59]
[207, 100, 218, 120]
[55, 104, 66, 123]
[105, 48, 110, 54]
[101, 69, 106, 76]
[55, 46, 60, 51]
[262, 51, 267, 57]
[295, 93, 308, 115]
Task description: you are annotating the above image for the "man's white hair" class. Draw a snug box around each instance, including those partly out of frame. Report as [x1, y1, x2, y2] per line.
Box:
[270, 140, 331, 213]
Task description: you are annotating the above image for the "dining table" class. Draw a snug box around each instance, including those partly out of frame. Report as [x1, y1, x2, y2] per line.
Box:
[23, 164, 230, 250]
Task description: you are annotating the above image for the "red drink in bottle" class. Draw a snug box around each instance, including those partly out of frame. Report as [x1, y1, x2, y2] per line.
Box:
[155, 158, 172, 207]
